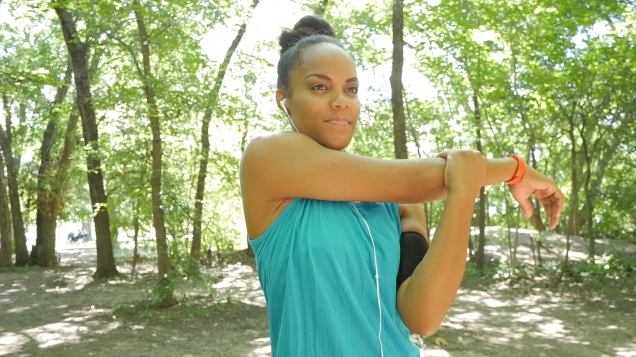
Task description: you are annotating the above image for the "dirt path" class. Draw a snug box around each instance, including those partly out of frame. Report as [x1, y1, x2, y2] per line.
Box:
[429, 278, 636, 357]
[1, 235, 635, 357]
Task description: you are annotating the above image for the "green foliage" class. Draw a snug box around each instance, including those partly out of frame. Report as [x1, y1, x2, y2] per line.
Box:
[149, 254, 220, 308]
[482, 251, 636, 287]
[570, 254, 636, 281]
[1, 0, 635, 282]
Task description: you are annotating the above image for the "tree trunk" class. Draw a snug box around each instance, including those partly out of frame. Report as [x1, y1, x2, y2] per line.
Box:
[33, 119, 58, 266]
[33, 113, 79, 267]
[132, 201, 140, 272]
[0, 95, 28, 266]
[239, 121, 255, 257]
[192, 0, 260, 261]
[579, 129, 594, 259]
[55, 6, 118, 279]
[133, 0, 175, 307]
[390, 0, 408, 160]
[511, 40, 546, 232]
[473, 92, 486, 270]
[559, 109, 579, 282]
[580, 134, 620, 259]
[31, 61, 74, 267]
[404, 93, 423, 158]
[0, 151, 12, 267]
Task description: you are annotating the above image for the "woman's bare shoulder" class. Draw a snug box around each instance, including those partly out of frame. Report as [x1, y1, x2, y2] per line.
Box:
[240, 132, 300, 238]
[242, 131, 311, 161]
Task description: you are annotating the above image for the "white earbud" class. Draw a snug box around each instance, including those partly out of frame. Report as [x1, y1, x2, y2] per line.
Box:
[280, 98, 299, 132]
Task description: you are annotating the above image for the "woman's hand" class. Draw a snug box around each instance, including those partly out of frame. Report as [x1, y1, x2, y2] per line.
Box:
[437, 149, 487, 198]
[507, 167, 564, 229]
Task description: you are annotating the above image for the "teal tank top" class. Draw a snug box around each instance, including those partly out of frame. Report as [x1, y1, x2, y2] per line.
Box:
[249, 198, 419, 357]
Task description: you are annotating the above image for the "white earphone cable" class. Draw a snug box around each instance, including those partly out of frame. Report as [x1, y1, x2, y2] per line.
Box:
[280, 98, 299, 132]
[351, 203, 384, 357]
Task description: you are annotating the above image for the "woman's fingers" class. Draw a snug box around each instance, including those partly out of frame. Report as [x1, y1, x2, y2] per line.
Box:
[442, 149, 487, 197]
[436, 149, 481, 159]
[519, 197, 534, 218]
[510, 168, 564, 230]
[538, 190, 564, 229]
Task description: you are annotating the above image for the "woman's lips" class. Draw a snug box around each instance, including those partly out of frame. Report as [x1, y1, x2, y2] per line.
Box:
[326, 117, 349, 125]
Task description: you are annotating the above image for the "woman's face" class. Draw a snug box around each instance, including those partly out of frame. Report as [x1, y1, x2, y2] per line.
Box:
[280, 43, 361, 150]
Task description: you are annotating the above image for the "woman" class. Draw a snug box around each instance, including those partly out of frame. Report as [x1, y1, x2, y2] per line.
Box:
[240, 15, 563, 357]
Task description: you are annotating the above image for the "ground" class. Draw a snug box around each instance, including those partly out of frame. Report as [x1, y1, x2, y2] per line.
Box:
[1, 229, 635, 357]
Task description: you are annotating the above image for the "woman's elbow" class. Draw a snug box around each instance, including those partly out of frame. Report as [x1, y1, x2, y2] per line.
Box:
[400, 304, 444, 337]
[407, 320, 442, 338]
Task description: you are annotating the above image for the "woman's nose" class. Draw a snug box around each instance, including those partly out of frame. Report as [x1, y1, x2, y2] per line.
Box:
[331, 92, 350, 109]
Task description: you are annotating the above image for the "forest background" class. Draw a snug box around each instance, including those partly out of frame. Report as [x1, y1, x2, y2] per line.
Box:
[0, 0, 635, 355]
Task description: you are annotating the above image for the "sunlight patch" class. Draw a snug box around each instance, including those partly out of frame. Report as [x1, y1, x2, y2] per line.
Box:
[213, 263, 266, 307]
[6, 306, 30, 314]
[453, 312, 481, 321]
[23, 322, 88, 348]
[615, 345, 636, 357]
[422, 349, 451, 356]
[483, 298, 508, 308]
[249, 337, 271, 356]
[512, 312, 542, 323]
[528, 319, 570, 340]
[21, 319, 119, 349]
[0, 332, 29, 356]
[63, 306, 110, 322]
[0, 283, 27, 296]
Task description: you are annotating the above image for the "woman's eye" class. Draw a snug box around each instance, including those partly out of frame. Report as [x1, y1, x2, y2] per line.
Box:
[311, 84, 327, 90]
[347, 86, 359, 94]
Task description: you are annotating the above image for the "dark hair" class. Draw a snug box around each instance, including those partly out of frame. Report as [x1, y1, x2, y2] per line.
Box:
[277, 15, 345, 90]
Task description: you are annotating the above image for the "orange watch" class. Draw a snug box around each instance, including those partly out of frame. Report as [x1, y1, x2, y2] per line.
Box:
[506, 155, 526, 185]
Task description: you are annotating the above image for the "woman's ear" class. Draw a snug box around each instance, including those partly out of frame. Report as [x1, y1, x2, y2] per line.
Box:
[275, 90, 287, 111]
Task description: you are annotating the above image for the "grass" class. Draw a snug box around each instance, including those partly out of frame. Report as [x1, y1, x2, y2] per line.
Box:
[0, 265, 33, 273]
[112, 295, 240, 321]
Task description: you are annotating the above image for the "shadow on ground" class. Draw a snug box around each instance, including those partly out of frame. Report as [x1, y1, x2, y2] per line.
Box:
[0, 258, 270, 357]
[423, 278, 636, 357]
[2, 231, 635, 357]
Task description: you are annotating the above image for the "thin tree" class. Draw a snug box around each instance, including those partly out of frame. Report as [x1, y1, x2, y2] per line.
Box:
[191, 0, 260, 261]
[473, 91, 486, 269]
[0, 150, 12, 267]
[54, 6, 118, 278]
[390, 0, 408, 160]
[0, 94, 28, 266]
[133, 0, 175, 307]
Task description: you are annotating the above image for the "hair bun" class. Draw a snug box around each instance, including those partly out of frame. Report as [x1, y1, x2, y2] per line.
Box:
[279, 15, 335, 54]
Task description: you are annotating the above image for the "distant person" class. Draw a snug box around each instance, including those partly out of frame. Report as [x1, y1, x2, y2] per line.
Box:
[67, 230, 76, 244]
[67, 227, 87, 243]
[239, 15, 563, 356]
[79, 228, 88, 241]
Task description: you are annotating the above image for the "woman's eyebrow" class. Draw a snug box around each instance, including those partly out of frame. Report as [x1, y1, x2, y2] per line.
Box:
[304, 73, 359, 83]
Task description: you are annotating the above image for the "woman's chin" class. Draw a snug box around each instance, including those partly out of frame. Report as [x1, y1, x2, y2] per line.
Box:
[324, 137, 352, 151]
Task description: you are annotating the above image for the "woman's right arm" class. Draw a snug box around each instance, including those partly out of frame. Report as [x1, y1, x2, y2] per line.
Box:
[240, 132, 563, 225]
[240, 131, 448, 204]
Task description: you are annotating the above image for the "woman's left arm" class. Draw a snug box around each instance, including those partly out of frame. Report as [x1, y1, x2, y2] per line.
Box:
[396, 167, 564, 337]
[398, 204, 428, 238]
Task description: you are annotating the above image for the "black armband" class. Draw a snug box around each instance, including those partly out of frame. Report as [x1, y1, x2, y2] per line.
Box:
[397, 231, 429, 290]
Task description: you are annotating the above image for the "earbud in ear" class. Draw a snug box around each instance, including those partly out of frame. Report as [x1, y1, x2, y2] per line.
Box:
[280, 98, 289, 116]
[279, 97, 298, 132]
